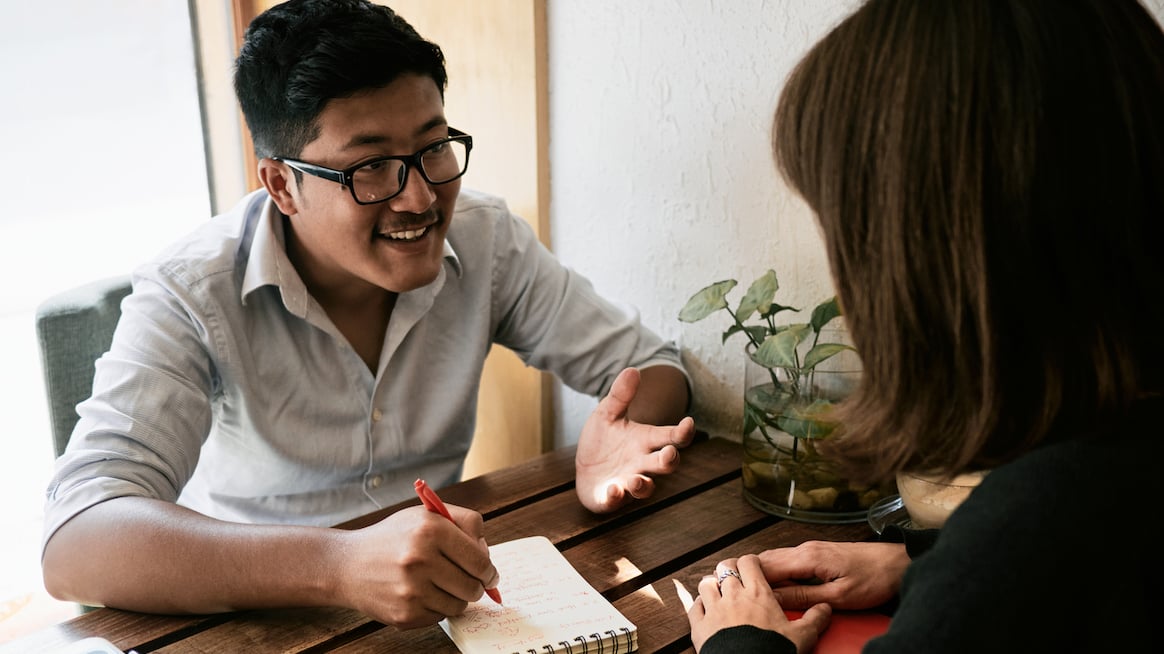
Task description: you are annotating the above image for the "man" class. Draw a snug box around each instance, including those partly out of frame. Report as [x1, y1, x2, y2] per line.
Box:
[41, 0, 692, 629]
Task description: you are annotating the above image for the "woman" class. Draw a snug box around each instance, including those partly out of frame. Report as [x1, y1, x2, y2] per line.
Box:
[688, 1, 1164, 652]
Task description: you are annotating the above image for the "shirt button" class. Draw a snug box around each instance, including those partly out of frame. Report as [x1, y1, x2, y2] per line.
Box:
[368, 475, 383, 489]
[371, 408, 383, 422]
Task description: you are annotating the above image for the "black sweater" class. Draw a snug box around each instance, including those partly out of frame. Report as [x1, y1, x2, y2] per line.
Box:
[701, 399, 1162, 653]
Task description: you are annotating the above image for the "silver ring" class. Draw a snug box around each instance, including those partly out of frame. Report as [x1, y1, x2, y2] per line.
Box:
[716, 568, 741, 585]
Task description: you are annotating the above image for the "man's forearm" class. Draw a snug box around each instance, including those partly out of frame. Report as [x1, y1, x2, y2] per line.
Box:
[626, 364, 690, 426]
[42, 497, 350, 614]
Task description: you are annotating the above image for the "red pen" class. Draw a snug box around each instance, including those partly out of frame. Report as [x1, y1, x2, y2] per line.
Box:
[414, 478, 503, 605]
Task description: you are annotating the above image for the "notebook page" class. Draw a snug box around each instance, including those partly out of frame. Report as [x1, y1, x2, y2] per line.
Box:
[439, 535, 637, 653]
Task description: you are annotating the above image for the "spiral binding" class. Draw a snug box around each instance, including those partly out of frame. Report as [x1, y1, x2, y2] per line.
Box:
[515, 626, 634, 654]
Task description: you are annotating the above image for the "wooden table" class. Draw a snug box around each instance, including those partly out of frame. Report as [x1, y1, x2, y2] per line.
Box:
[4, 436, 873, 653]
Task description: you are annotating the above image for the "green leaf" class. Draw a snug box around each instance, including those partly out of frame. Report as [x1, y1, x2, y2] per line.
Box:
[736, 270, 778, 322]
[775, 400, 839, 439]
[743, 325, 770, 342]
[760, 301, 799, 319]
[809, 296, 842, 332]
[724, 324, 770, 345]
[776, 399, 838, 439]
[744, 383, 793, 416]
[775, 413, 814, 439]
[722, 324, 745, 344]
[679, 279, 737, 322]
[752, 325, 811, 368]
[802, 342, 855, 370]
[743, 403, 759, 436]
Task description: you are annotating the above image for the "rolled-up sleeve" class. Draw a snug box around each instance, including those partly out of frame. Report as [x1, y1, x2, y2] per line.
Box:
[486, 205, 687, 398]
[43, 272, 216, 549]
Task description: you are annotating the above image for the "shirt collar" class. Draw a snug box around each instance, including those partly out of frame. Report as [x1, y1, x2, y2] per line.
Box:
[239, 193, 464, 317]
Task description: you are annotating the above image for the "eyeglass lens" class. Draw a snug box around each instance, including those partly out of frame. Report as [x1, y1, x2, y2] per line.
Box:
[351, 139, 469, 203]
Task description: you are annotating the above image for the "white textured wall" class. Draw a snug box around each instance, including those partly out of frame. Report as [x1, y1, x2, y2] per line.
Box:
[546, 0, 1164, 447]
[547, 0, 859, 445]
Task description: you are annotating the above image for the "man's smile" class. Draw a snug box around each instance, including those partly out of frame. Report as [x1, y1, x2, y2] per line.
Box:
[379, 224, 432, 241]
[376, 215, 440, 242]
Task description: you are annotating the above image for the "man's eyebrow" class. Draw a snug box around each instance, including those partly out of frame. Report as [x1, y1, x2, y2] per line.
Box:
[339, 117, 450, 151]
[341, 133, 388, 149]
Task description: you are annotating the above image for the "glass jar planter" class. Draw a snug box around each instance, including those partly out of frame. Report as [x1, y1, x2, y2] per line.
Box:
[741, 344, 895, 523]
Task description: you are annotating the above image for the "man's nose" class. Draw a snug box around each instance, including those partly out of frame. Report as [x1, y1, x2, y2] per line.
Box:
[388, 166, 436, 213]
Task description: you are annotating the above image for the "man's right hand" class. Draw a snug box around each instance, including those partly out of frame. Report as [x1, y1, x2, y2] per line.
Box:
[338, 504, 499, 628]
[41, 497, 498, 629]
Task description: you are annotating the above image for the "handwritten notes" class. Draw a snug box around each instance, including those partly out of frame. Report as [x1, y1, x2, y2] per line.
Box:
[439, 536, 638, 653]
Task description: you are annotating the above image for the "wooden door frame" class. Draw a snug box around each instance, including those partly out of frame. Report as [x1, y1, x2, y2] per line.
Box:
[230, 0, 261, 193]
[216, 0, 553, 476]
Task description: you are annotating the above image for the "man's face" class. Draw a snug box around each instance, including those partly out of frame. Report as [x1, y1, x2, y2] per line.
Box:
[268, 74, 459, 298]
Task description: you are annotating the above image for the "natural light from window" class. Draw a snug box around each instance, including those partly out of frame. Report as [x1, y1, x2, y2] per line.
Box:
[0, 1, 212, 640]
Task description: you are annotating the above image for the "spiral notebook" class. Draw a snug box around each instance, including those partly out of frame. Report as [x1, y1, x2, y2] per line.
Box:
[439, 535, 638, 654]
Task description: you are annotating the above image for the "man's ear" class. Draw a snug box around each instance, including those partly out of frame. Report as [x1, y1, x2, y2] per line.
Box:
[258, 158, 299, 216]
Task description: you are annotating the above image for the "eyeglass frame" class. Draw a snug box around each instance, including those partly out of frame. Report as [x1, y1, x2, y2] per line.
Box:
[272, 127, 473, 205]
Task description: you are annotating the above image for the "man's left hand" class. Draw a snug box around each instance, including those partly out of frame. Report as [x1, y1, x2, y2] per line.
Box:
[575, 367, 696, 513]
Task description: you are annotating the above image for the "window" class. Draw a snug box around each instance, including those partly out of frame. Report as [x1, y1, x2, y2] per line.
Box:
[0, 0, 212, 635]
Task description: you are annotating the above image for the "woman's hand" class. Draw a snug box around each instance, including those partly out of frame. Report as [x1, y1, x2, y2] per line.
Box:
[687, 554, 831, 653]
[760, 540, 908, 610]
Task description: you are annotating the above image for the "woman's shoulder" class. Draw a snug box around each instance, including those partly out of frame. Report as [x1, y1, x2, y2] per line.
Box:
[939, 401, 1161, 561]
[988, 398, 1163, 495]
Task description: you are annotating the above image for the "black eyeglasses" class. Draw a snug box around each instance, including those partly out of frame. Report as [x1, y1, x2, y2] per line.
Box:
[273, 127, 473, 205]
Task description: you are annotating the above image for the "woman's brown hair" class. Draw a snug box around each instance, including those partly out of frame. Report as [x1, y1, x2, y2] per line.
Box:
[773, 0, 1164, 484]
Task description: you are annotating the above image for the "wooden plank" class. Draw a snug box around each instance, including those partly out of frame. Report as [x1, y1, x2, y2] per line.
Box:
[338, 434, 729, 531]
[335, 445, 579, 530]
[128, 446, 588, 651]
[287, 439, 746, 654]
[6, 438, 744, 653]
[0, 612, 217, 654]
[563, 481, 776, 598]
[328, 445, 754, 654]
[479, 437, 742, 545]
[327, 623, 455, 654]
[149, 607, 369, 653]
[615, 520, 874, 653]
[329, 513, 854, 654]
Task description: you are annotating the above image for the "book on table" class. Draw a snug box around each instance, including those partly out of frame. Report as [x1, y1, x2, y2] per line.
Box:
[784, 608, 891, 653]
[439, 535, 638, 654]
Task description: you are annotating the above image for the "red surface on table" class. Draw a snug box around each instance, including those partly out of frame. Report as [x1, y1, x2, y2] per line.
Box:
[784, 609, 891, 654]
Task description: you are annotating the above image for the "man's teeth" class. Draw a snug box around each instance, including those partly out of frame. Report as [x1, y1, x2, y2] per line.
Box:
[382, 226, 429, 240]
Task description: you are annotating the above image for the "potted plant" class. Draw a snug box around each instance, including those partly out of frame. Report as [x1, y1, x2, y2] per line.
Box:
[679, 269, 895, 523]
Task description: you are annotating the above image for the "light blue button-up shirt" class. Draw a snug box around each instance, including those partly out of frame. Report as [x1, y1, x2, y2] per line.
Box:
[44, 188, 686, 544]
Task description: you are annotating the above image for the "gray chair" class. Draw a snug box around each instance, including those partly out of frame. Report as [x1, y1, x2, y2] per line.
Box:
[35, 275, 132, 458]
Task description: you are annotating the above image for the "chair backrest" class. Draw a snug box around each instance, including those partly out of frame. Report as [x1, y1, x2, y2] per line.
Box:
[35, 275, 132, 458]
